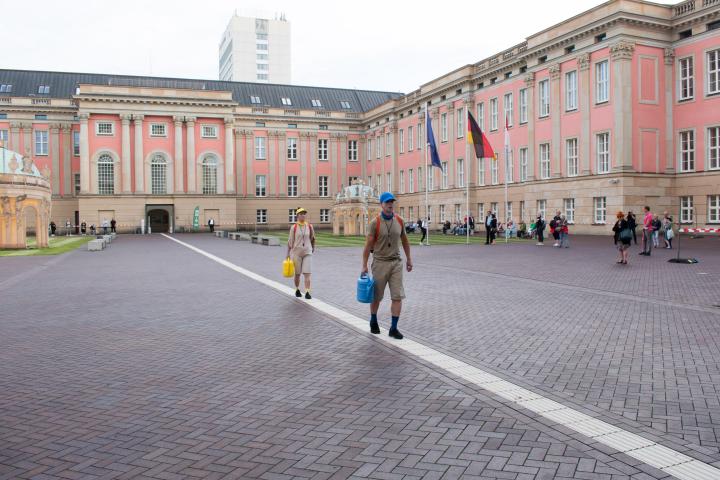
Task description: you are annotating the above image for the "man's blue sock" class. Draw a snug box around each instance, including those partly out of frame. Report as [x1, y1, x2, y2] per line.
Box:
[391, 316, 399, 330]
[370, 313, 378, 324]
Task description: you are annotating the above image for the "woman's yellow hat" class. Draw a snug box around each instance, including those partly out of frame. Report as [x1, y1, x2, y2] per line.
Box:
[296, 207, 308, 215]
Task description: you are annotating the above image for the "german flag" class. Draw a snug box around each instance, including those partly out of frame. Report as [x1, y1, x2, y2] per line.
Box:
[467, 111, 495, 159]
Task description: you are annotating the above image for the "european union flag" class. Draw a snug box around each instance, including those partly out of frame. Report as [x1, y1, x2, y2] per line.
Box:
[426, 112, 443, 169]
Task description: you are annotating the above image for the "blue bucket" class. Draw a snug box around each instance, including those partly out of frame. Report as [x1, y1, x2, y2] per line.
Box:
[356, 273, 375, 303]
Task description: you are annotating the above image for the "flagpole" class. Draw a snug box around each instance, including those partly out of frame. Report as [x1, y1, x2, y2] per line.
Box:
[504, 116, 509, 244]
[465, 106, 470, 245]
[424, 104, 430, 246]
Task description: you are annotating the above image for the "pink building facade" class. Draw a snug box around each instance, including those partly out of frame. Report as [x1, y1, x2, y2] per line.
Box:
[0, 0, 718, 233]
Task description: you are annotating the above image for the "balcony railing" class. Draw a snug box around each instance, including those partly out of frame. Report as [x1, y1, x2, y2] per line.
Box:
[31, 98, 51, 105]
[0, 97, 10, 104]
[251, 107, 268, 114]
[675, 0, 696, 16]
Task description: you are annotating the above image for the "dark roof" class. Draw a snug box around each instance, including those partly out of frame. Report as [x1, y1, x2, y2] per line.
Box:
[0, 69, 403, 113]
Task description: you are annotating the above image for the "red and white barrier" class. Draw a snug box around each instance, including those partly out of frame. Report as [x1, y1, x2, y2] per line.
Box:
[679, 227, 720, 233]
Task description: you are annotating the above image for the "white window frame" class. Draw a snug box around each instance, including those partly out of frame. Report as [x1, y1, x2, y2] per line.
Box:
[440, 113, 448, 142]
[679, 130, 695, 172]
[201, 125, 218, 138]
[256, 209, 267, 224]
[427, 167, 434, 190]
[456, 107, 464, 138]
[409, 168, 414, 193]
[399, 129, 405, 153]
[96, 121, 114, 136]
[519, 201, 525, 222]
[201, 156, 218, 194]
[418, 123, 423, 150]
[281, 97, 292, 106]
[503, 93, 513, 127]
[288, 209, 297, 223]
[595, 60, 609, 104]
[678, 56, 694, 101]
[34, 130, 48, 156]
[491, 202, 498, 215]
[477, 102, 485, 131]
[707, 48, 720, 96]
[566, 138, 578, 177]
[490, 98, 498, 131]
[399, 170, 405, 194]
[385, 133, 391, 156]
[150, 123, 167, 137]
[97, 154, 115, 195]
[441, 161, 448, 189]
[255, 137, 266, 160]
[376, 136, 381, 158]
[564, 198, 575, 224]
[505, 149, 514, 183]
[537, 199, 546, 219]
[519, 147, 528, 182]
[348, 140, 358, 161]
[386, 172, 391, 191]
[708, 195, 720, 223]
[539, 80, 550, 117]
[311, 99, 322, 108]
[255, 175, 266, 197]
[288, 175, 298, 197]
[150, 154, 167, 195]
[478, 159, 485, 186]
[318, 139, 328, 160]
[519, 89, 528, 124]
[506, 202, 513, 222]
[320, 209, 330, 223]
[596, 132, 610, 174]
[491, 158, 499, 185]
[457, 158, 464, 187]
[318, 175, 328, 197]
[408, 126, 414, 152]
[708, 126, 720, 170]
[287, 137, 298, 160]
[680, 196, 694, 223]
[565, 70, 578, 111]
[439, 204, 446, 223]
[455, 204, 461, 222]
[73, 130, 80, 156]
[593, 197, 607, 224]
[539, 143, 550, 179]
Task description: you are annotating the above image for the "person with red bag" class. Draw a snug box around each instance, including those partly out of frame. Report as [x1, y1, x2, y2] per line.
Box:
[286, 208, 316, 299]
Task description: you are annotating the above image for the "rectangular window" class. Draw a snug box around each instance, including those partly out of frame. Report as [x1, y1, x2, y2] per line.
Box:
[503, 93, 513, 127]
[708, 195, 720, 223]
[456, 107, 464, 138]
[428, 167, 434, 190]
[539, 79, 550, 117]
[281, 97, 292, 106]
[679, 130, 695, 172]
[519, 89, 528, 124]
[455, 204, 461, 222]
[34, 130, 48, 155]
[681, 196, 694, 223]
[256, 209, 267, 224]
[418, 166, 423, 191]
[367, 139, 372, 160]
[409, 206, 414, 220]
[288, 175, 298, 197]
[408, 126, 414, 151]
[441, 161, 448, 189]
[490, 98, 498, 130]
[288, 209, 297, 223]
[376, 136, 381, 158]
[478, 159, 485, 186]
[202, 125, 218, 138]
[679, 57, 694, 100]
[564, 198, 575, 224]
[566, 138, 578, 176]
[73, 131, 80, 156]
[457, 158, 464, 187]
[519, 201, 525, 222]
[477, 103, 484, 131]
[340, 101, 351, 109]
[596, 133, 610, 173]
[320, 209, 330, 223]
[519, 147, 528, 182]
[491, 158, 498, 185]
[491, 202, 498, 215]
[318, 176, 328, 197]
[96, 122, 113, 135]
[708, 126, 720, 170]
[596, 60, 609, 103]
[506, 202, 513, 222]
[250, 96, 261, 104]
[385, 133, 391, 156]
[399, 129, 404, 153]
[255, 175, 266, 197]
[150, 123, 166, 137]
[386, 172, 391, 191]
[537, 199, 547, 219]
[74, 173, 81, 195]
[566, 71, 578, 111]
[506, 149, 514, 183]
[594, 197, 607, 224]
[348, 140, 358, 161]
[478, 203, 485, 221]
[439, 204, 446, 223]
[441, 113, 448, 141]
[0, 129, 7, 143]
[708, 49, 720, 95]
[418, 123, 423, 150]
[399, 170, 405, 194]
[318, 139, 328, 160]
[408, 168, 414, 193]
[287, 137, 297, 160]
[255, 137, 266, 159]
[256, 43, 268, 51]
[539, 143, 550, 179]
[311, 99, 322, 107]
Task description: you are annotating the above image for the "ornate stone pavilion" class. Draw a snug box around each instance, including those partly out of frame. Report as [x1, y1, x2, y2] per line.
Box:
[0, 145, 52, 249]
[331, 180, 380, 236]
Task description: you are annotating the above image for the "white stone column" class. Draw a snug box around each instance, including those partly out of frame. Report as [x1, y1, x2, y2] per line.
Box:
[309, 133, 318, 196]
[79, 113, 90, 193]
[578, 53, 592, 175]
[549, 64, 562, 177]
[50, 124, 60, 195]
[133, 115, 144, 192]
[121, 114, 132, 193]
[186, 117, 196, 193]
[246, 131, 254, 196]
[611, 41, 635, 172]
[268, 131, 277, 196]
[224, 117, 235, 193]
[174, 116, 184, 193]
[524, 74, 536, 181]
[61, 124, 72, 196]
[279, 132, 287, 196]
[664, 48, 675, 174]
[235, 130, 244, 194]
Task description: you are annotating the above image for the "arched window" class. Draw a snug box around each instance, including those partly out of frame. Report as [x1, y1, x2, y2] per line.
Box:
[202, 155, 218, 194]
[151, 154, 167, 194]
[97, 154, 114, 195]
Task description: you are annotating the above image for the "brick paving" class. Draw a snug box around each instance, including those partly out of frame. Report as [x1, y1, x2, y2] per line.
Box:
[1, 233, 718, 479]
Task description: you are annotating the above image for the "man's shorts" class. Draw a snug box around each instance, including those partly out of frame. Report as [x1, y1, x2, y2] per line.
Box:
[371, 258, 405, 301]
[292, 254, 312, 274]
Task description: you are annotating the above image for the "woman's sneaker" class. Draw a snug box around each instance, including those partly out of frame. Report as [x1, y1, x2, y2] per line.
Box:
[305, 291, 312, 300]
[388, 328, 403, 340]
[295, 289, 302, 297]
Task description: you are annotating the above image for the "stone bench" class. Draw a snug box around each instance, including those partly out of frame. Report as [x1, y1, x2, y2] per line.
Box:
[214, 230, 226, 238]
[103, 235, 113, 244]
[250, 234, 260, 244]
[88, 239, 105, 251]
[228, 232, 252, 241]
[260, 235, 280, 246]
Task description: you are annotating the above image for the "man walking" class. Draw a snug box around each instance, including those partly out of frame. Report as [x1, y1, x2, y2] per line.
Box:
[420, 216, 428, 245]
[640, 205, 653, 256]
[287, 207, 316, 299]
[362, 192, 413, 340]
[484, 210, 496, 245]
[208, 217, 215, 233]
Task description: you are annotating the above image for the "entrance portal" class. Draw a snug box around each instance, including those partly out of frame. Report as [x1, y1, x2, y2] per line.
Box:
[145, 205, 174, 234]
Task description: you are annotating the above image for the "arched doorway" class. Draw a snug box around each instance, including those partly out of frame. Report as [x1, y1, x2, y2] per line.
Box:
[147, 209, 170, 233]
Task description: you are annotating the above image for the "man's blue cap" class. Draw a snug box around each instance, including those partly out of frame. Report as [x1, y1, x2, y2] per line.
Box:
[379, 192, 396, 204]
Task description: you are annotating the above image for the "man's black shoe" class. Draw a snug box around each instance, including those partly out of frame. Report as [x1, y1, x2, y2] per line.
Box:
[370, 320, 380, 334]
[295, 289, 302, 297]
[388, 328, 403, 340]
[305, 291, 312, 300]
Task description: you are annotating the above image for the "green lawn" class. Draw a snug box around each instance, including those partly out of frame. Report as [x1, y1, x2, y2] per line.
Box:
[266, 230, 529, 248]
[0, 235, 93, 257]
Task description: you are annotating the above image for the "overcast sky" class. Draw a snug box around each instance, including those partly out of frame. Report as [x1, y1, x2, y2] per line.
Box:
[2, 0, 674, 93]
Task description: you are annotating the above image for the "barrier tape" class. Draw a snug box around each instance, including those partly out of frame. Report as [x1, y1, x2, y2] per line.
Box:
[679, 228, 720, 233]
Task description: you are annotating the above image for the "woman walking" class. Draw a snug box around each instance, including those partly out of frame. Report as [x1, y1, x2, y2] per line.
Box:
[662, 211, 674, 249]
[612, 211, 632, 264]
[287, 208, 316, 299]
[535, 214, 545, 246]
[559, 215, 569, 248]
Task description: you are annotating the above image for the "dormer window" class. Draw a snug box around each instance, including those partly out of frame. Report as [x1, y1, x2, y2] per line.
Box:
[281, 97, 292, 106]
[250, 95, 262, 104]
[311, 99, 322, 107]
[0, 84, 12, 93]
[340, 101, 351, 109]
[38, 85, 50, 95]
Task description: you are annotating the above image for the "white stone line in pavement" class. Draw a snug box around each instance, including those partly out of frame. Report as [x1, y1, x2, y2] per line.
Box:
[162, 234, 719, 480]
